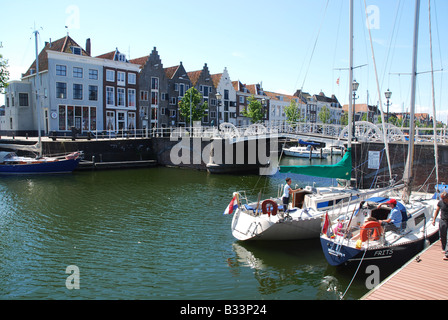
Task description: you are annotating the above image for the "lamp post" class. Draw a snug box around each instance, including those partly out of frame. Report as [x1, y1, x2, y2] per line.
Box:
[216, 92, 222, 127]
[352, 79, 359, 140]
[385, 88, 392, 123]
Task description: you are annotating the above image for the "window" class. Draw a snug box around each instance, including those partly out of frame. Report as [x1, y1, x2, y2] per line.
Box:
[73, 84, 83, 100]
[56, 65, 67, 76]
[151, 77, 159, 90]
[73, 67, 83, 78]
[56, 82, 67, 99]
[117, 72, 125, 86]
[59, 105, 66, 130]
[128, 73, 136, 85]
[106, 111, 115, 131]
[128, 112, 136, 130]
[151, 92, 158, 106]
[128, 89, 136, 108]
[89, 85, 98, 101]
[89, 69, 98, 80]
[19, 93, 29, 107]
[179, 83, 185, 97]
[71, 47, 82, 55]
[117, 88, 125, 107]
[140, 90, 148, 101]
[170, 97, 177, 105]
[106, 87, 115, 106]
[106, 70, 115, 82]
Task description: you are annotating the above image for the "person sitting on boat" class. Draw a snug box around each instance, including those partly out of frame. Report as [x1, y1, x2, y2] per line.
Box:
[282, 178, 300, 212]
[377, 199, 402, 233]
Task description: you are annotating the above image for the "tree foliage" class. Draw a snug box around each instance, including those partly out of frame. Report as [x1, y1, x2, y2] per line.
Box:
[178, 87, 208, 126]
[241, 95, 265, 123]
[0, 54, 9, 94]
[285, 100, 302, 124]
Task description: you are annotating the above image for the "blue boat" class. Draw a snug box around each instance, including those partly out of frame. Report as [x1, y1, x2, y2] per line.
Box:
[0, 151, 81, 175]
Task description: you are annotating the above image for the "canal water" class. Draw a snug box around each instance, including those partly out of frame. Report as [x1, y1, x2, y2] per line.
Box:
[0, 155, 385, 300]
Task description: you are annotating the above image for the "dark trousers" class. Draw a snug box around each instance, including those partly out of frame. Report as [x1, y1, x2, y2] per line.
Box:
[282, 197, 289, 212]
[440, 219, 448, 253]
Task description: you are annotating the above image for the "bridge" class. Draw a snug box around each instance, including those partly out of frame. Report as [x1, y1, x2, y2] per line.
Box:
[164, 121, 448, 146]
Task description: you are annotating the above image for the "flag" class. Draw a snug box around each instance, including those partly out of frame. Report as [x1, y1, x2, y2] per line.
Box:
[336, 78, 340, 86]
[224, 195, 238, 215]
[322, 212, 334, 237]
[322, 212, 330, 234]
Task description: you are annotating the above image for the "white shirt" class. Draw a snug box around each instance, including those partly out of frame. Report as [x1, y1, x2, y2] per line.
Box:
[283, 184, 291, 198]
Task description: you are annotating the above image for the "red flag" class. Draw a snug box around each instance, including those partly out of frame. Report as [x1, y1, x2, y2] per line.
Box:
[322, 212, 330, 234]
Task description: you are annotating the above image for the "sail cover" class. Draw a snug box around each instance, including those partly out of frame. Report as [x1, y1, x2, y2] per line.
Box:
[279, 148, 352, 180]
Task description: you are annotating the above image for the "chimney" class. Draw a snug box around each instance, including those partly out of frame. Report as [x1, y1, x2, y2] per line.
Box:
[86, 38, 91, 56]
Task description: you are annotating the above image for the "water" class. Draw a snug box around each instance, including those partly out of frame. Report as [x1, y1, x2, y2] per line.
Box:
[0, 158, 377, 300]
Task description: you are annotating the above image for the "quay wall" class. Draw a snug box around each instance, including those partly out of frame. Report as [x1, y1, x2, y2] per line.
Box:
[352, 142, 448, 191]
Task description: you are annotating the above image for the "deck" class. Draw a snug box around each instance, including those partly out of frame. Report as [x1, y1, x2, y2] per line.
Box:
[361, 240, 448, 300]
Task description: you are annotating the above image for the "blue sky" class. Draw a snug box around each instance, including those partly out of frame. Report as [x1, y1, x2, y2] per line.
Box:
[1, 0, 447, 122]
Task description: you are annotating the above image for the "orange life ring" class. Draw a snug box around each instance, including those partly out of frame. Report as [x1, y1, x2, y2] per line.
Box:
[360, 221, 382, 242]
[261, 200, 278, 216]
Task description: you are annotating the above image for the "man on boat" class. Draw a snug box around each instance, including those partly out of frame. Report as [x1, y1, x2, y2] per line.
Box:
[433, 192, 448, 260]
[377, 199, 402, 233]
[282, 178, 300, 212]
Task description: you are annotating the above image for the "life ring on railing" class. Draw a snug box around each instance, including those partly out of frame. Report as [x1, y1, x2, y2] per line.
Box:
[360, 221, 382, 242]
[261, 200, 278, 216]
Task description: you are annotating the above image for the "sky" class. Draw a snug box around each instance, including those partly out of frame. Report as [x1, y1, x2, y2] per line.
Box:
[1, 0, 447, 123]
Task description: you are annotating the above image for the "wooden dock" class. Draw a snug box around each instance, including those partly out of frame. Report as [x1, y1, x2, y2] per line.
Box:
[361, 240, 448, 300]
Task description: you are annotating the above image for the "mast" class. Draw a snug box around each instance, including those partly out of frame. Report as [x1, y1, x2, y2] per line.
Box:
[348, 0, 354, 149]
[33, 28, 42, 156]
[428, 0, 439, 187]
[403, 0, 421, 203]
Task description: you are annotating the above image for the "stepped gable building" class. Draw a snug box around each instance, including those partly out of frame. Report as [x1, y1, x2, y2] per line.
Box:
[211, 67, 237, 125]
[96, 48, 140, 133]
[130, 47, 169, 129]
[187, 63, 218, 126]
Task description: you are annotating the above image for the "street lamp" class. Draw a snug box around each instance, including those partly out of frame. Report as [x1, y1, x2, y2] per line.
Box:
[352, 80, 359, 139]
[384, 88, 392, 123]
[216, 92, 222, 127]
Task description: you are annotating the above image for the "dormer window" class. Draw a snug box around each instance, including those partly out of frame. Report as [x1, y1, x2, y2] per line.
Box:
[116, 53, 127, 62]
[71, 46, 82, 55]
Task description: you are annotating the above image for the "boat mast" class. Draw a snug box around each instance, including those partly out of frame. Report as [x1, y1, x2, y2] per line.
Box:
[348, 0, 354, 149]
[33, 28, 42, 157]
[428, 0, 439, 187]
[403, 0, 421, 203]
[346, 0, 354, 187]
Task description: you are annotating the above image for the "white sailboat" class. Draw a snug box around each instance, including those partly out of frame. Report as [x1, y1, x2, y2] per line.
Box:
[320, 0, 441, 268]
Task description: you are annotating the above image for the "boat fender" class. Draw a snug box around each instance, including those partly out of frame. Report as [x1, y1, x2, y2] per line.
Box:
[261, 200, 278, 217]
[360, 221, 382, 242]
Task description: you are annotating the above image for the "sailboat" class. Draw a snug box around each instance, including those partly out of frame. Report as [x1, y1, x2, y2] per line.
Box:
[0, 29, 82, 175]
[320, 0, 441, 268]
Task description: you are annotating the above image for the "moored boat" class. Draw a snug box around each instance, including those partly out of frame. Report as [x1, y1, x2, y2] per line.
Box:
[0, 151, 82, 174]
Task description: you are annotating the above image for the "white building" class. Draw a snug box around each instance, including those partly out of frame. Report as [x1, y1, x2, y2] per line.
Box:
[212, 67, 237, 125]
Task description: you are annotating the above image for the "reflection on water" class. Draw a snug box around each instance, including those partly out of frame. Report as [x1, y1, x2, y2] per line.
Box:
[0, 165, 378, 300]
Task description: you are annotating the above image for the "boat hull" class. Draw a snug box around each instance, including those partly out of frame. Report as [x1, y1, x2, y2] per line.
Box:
[283, 149, 327, 159]
[320, 229, 439, 267]
[231, 209, 323, 241]
[0, 158, 81, 175]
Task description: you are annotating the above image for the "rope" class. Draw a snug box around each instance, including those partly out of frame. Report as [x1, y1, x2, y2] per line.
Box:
[340, 248, 368, 300]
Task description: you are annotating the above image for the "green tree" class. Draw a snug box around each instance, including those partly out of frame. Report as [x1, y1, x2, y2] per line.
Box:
[242, 95, 265, 123]
[178, 87, 208, 126]
[318, 105, 331, 124]
[341, 112, 348, 126]
[0, 54, 9, 94]
[285, 100, 302, 124]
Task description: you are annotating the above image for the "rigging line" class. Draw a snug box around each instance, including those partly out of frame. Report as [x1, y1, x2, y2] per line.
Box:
[331, 0, 344, 94]
[340, 247, 367, 300]
[299, 0, 330, 92]
[363, 0, 393, 181]
[381, 0, 403, 90]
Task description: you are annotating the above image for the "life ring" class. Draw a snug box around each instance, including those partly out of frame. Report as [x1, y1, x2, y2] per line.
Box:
[261, 200, 278, 216]
[360, 221, 382, 242]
